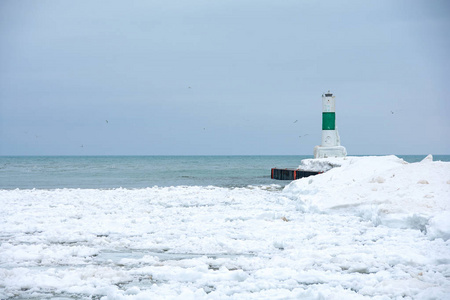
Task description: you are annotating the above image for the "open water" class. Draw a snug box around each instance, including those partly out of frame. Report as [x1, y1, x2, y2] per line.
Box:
[1, 155, 449, 189]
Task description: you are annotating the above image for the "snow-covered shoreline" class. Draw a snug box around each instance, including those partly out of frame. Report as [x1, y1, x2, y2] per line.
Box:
[285, 155, 450, 240]
[1, 155, 449, 299]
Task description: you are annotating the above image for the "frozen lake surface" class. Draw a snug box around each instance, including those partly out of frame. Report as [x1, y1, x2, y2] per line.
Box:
[1, 155, 449, 299]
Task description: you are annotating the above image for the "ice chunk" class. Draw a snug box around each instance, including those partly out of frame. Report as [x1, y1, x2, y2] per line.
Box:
[427, 211, 450, 241]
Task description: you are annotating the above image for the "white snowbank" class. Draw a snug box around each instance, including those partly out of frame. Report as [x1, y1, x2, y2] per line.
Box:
[285, 155, 450, 239]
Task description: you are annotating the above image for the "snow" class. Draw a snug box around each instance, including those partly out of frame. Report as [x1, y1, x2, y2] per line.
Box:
[286, 155, 450, 236]
[1, 156, 449, 299]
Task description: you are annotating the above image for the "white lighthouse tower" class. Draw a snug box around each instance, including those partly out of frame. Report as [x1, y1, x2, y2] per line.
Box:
[314, 91, 347, 158]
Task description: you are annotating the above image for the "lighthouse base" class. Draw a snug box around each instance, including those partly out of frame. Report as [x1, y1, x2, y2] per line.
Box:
[314, 145, 347, 159]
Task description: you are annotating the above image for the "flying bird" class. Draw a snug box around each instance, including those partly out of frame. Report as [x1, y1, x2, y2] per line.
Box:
[293, 120, 298, 123]
[390, 109, 403, 115]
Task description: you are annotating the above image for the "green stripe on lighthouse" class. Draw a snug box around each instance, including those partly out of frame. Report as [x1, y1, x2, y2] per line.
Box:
[322, 112, 335, 130]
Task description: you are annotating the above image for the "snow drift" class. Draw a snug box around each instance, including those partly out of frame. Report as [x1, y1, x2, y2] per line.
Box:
[284, 155, 450, 239]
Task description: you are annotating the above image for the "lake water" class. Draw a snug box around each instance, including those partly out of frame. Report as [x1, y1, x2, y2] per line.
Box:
[0, 155, 449, 189]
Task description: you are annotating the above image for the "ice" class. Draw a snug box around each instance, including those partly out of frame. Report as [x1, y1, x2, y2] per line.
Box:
[427, 211, 450, 241]
[285, 155, 450, 231]
[1, 156, 449, 299]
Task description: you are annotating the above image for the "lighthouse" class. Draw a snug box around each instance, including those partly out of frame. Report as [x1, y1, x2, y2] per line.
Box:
[313, 91, 347, 158]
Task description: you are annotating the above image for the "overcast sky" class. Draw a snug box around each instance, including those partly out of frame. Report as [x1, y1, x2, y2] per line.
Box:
[1, 0, 449, 155]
